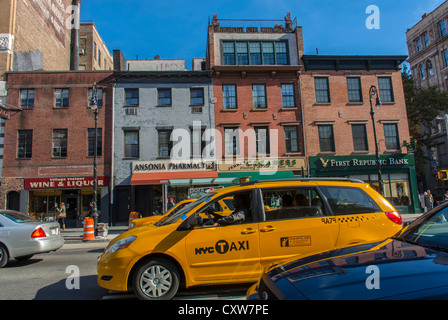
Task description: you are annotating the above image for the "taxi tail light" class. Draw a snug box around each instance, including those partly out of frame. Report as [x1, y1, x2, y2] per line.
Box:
[31, 227, 47, 238]
[385, 211, 402, 225]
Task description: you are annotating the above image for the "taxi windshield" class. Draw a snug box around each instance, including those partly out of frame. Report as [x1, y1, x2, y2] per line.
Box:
[402, 205, 448, 252]
[156, 193, 216, 226]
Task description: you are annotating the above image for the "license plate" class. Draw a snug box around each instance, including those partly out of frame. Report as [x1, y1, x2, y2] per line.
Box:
[50, 228, 58, 235]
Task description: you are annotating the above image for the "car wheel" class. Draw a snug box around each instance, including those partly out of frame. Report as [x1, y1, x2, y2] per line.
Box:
[133, 258, 180, 300]
[0, 244, 9, 268]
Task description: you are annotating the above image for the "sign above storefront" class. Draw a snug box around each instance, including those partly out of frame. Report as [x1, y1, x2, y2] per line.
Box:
[132, 160, 216, 173]
[218, 157, 307, 172]
[24, 176, 109, 190]
[310, 154, 415, 171]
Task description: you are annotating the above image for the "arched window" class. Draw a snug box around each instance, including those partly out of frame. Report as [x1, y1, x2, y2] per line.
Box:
[420, 64, 426, 79]
[426, 59, 434, 76]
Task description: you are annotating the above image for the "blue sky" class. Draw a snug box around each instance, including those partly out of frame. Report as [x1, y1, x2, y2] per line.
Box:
[80, 0, 446, 70]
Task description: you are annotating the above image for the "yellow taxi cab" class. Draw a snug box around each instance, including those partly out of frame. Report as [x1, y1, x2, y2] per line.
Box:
[97, 178, 403, 300]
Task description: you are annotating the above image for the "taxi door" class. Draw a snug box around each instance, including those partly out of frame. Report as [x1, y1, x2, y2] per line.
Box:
[257, 186, 340, 267]
[185, 191, 261, 284]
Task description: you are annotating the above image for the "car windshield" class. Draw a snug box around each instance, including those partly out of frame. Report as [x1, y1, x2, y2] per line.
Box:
[156, 193, 216, 226]
[401, 205, 448, 251]
[1, 211, 38, 223]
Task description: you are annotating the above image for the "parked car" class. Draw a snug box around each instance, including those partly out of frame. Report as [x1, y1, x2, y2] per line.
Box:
[98, 178, 402, 300]
[0, 210, 64, 267]
[247, 202, 448, 300]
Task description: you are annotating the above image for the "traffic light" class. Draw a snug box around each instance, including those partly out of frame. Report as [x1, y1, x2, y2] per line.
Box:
[438, 170, 448, 180]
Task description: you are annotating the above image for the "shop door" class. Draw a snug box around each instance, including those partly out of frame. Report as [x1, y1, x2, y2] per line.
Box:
[63, 196, 79, 220]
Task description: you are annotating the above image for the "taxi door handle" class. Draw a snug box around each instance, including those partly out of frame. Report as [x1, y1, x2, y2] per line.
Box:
[241, 228, 257, 235]
[260, 226, 276, 233]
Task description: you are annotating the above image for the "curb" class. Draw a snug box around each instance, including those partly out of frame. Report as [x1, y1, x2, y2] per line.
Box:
[60, 226, 128, 247]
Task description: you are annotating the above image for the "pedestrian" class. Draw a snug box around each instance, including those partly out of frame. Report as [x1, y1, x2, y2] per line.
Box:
[428, 190, 434, 209]
[56, 202, 66, 231]
[167, 198, 176, 210]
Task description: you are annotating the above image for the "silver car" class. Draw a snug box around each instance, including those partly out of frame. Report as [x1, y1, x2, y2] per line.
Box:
[0, 210, 64, 267]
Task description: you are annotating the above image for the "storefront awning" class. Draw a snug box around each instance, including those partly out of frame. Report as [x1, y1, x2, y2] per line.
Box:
[168, 177, 239, 186]
[217, 170, 295, 185]
[131, 171, 219, 185]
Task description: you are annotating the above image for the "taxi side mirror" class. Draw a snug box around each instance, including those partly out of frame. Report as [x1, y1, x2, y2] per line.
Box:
[189, 215, 203, 227]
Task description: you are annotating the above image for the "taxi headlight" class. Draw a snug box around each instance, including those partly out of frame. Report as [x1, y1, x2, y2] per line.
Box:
[105, 236, 136, 254]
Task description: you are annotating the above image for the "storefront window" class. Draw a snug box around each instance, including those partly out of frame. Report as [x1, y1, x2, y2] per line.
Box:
[351, 173, 411, 206]
[28, 191, 61, 221]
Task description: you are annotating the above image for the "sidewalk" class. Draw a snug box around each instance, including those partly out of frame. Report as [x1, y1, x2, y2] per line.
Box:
[60, 225, 128, 248]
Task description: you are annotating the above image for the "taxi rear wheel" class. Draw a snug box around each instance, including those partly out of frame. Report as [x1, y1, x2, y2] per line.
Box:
[133, 258, 180, 300]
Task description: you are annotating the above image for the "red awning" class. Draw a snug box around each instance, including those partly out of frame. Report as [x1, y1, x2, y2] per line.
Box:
[131, 171, 219, 185]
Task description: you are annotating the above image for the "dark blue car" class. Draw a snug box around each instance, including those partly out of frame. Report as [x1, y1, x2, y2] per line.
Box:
[247, 203, 448, 300]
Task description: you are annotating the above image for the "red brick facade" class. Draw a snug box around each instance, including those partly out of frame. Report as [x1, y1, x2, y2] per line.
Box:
[1, 71, 113, 210]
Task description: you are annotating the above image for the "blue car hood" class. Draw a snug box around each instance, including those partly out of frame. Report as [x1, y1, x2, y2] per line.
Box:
[269, 240, 448, 300]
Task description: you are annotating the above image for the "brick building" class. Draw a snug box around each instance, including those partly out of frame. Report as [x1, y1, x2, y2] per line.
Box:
[79, 22, 113, 71]
[1, 71, 113, 226]
[301, 55, 419, 213]
[206, 13, 308, 180]
[405, 1, 448, 197]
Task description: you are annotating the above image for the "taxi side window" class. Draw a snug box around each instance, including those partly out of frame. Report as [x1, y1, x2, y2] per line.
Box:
[319, 186, 381, 215]
[261, 188, 325, 221]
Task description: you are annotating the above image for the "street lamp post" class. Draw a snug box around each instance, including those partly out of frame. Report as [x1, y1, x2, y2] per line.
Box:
[89, 83, 99, 236]
[369, 85, 383, 196]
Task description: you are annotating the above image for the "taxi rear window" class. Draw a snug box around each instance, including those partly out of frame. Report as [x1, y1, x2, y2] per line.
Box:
[319, 186, 381, 215]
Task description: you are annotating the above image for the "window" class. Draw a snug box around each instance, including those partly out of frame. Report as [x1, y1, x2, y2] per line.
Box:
[424, 33, 429, 47]
[419, 64, 426, 80]
[87, 128, 102, 157]
[88, 87, 103, 107]
[55, 89, 69, 108]
[384, 123, 400, 150]
[346, 77, 362, 102]
[190, 88, 204, 105]
[190, 127, 206, 159]
[318, 125, 335, 152]
[224, 127, 239, 156]
[125, 89, 139, 106]
[223, 42, 235, 65]
[261, 187, 324, 221]
[262, 42, 275, 65]
[255, 126, 270, 155]
[236, 42, 248, 65]
[378, 77, 394, 102]
[314, 77, 330, 103]
[252, 84, 267, 109]
[20, 89, 34, 109]
[426, 60, 434, 77]
[351, 124, 368, 151]
[281, 84, 295, 108]
[249, 42, 261, 65]
[158, 88, 171, 106]
[416, 38, 422, 52]
[124, 130, 139, 158]
[158, 130, 172, 157]
[222, 40, 289, 65]
[17, 130, 32, 159]
[441, 20, 447, 37]
[319, 186, 381, 215]
[284, 126, 299, 153]
[52, 129, 67, 158]
[443, 50, 448, 68]
[223, 84, 237, 109]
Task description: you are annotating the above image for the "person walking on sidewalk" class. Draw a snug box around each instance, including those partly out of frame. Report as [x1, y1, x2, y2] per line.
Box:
[56, 202, 66, 231]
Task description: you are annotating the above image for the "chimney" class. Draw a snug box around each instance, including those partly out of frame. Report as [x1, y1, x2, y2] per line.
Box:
[113, 50, 126, 71]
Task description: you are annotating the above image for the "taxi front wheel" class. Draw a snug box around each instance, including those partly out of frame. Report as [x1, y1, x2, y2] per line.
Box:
[133, 258, 180, 300]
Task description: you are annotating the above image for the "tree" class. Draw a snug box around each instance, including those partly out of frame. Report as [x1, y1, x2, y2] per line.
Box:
[402, 65, 448, 180]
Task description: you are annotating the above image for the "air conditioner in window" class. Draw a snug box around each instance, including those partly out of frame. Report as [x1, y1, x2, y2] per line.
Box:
[125, 107, 138, 115]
